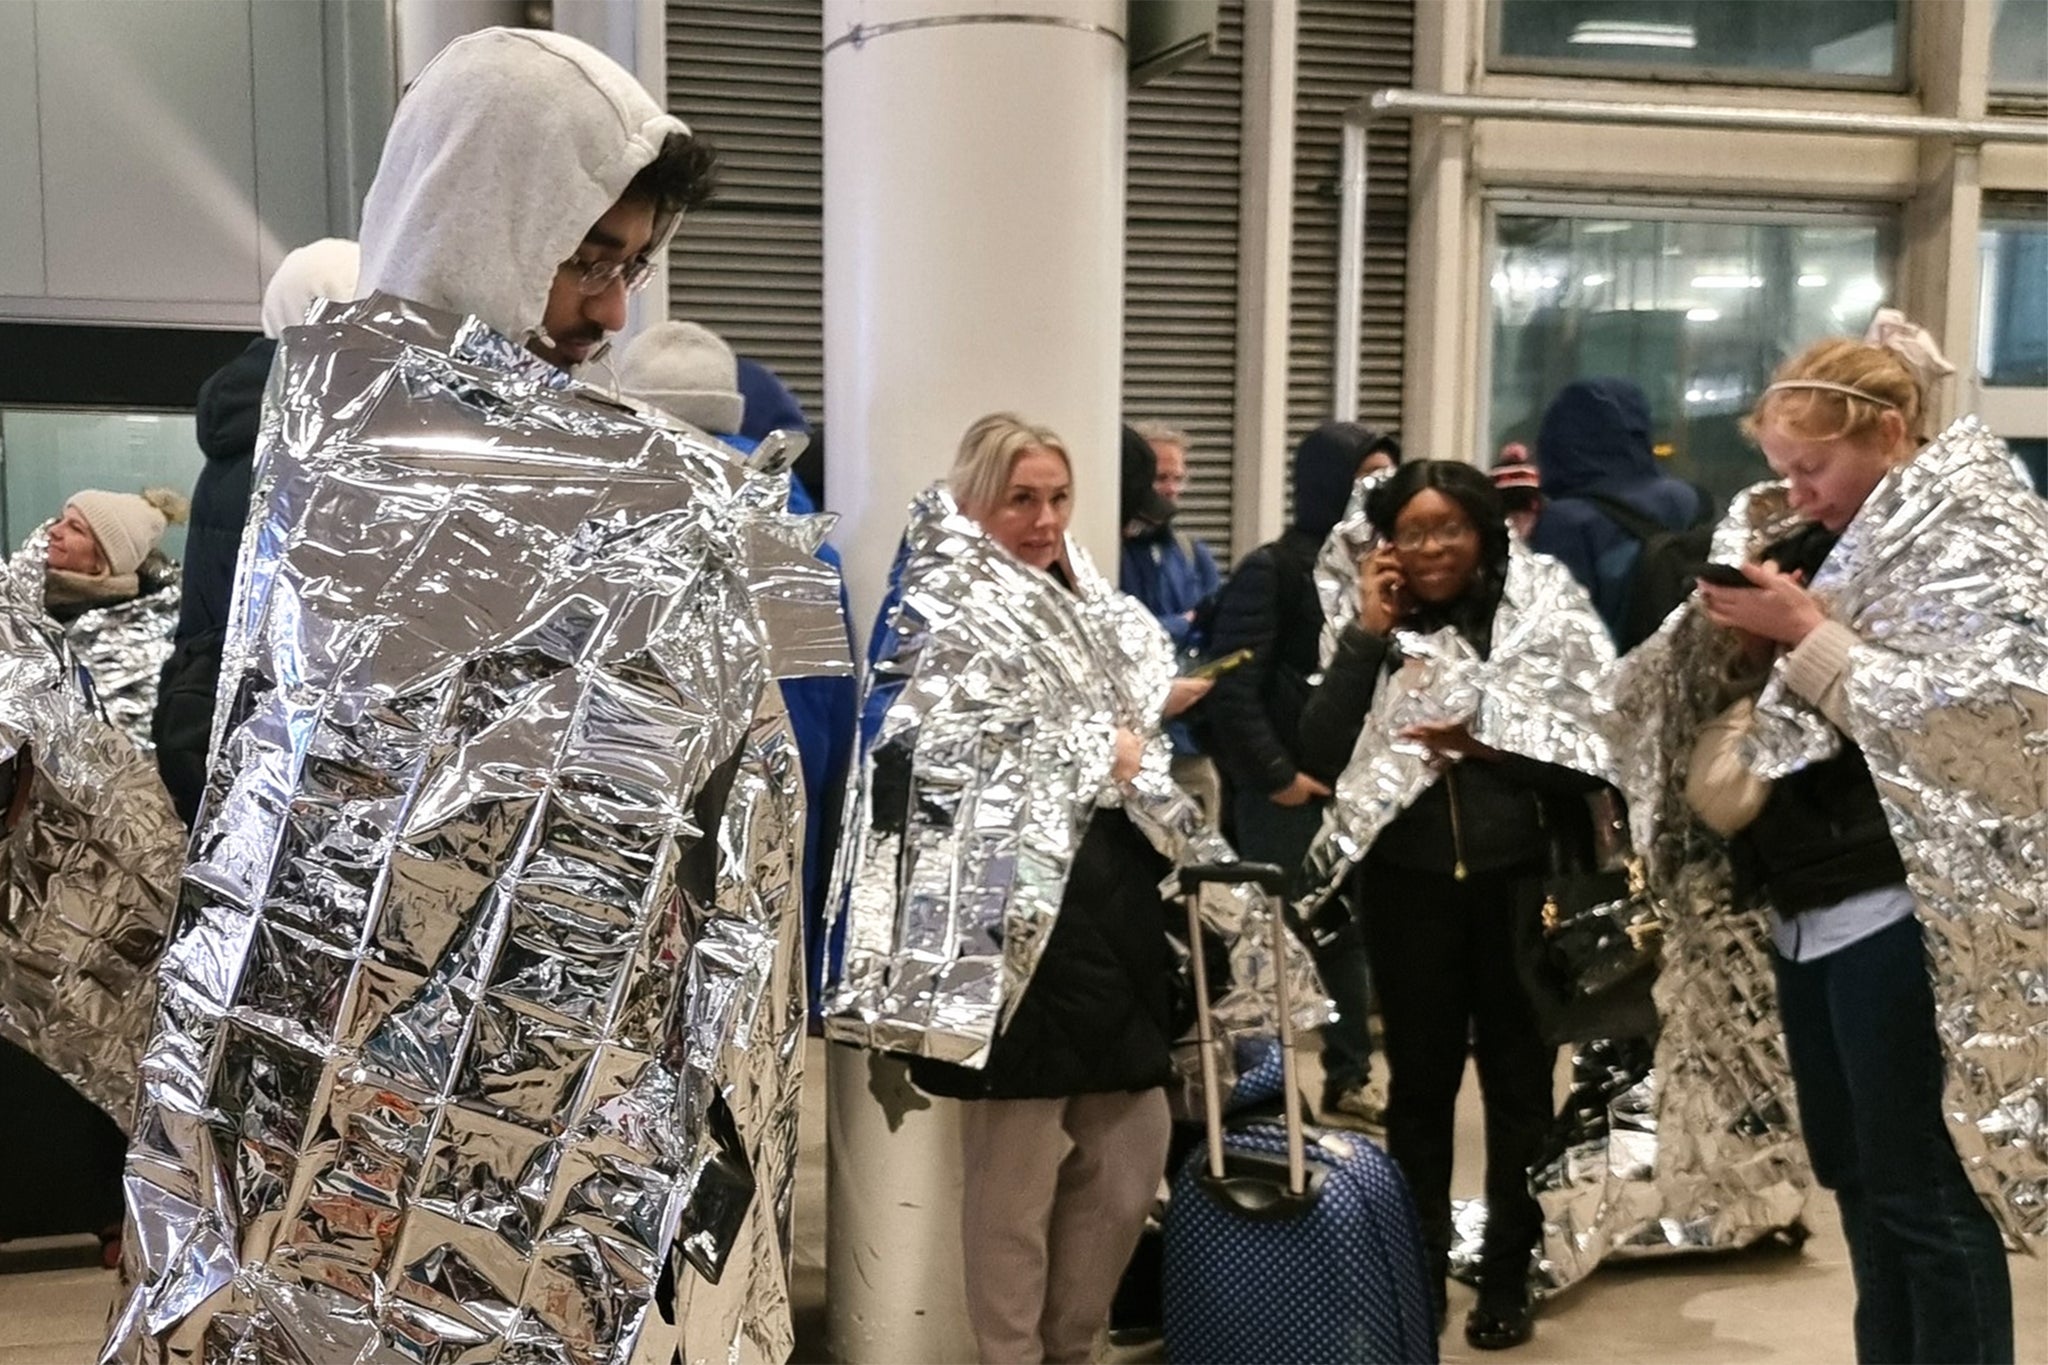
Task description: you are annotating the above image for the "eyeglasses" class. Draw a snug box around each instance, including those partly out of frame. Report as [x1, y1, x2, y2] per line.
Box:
[561, 254, 657, 297]
[1391, 521, 1477, 553]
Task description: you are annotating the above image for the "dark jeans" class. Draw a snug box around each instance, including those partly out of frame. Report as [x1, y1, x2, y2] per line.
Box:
[1773, 915, 2014, 1364]
[1232, 792, 1375, 1094]
[1359, 862, 1555, 1299]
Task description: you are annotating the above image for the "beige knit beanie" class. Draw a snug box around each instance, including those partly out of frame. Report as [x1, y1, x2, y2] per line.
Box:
[617, 321, 745, 436]
[65, 487, 190, 576]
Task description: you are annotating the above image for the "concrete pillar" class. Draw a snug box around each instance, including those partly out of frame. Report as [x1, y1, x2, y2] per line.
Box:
[820, 2, 1128, 1359]
[1399, 0, 1484, 465]
[822, 0, 1128, 645]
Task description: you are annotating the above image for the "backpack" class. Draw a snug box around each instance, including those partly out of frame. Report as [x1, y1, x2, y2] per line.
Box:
[1582, 488, 1718, 651]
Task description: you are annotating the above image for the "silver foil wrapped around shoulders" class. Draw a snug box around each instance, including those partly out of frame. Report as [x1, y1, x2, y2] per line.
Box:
[105, 293, 848, 1365]
[825, 484, 1322, 1082]
[1298, 541, 1619, 913]
[1312, 500, 1812, 1296]
[1739, 416, 2046, 1249]
[1502, 483, 1814, 1295]
[0, 528, 185, 1126]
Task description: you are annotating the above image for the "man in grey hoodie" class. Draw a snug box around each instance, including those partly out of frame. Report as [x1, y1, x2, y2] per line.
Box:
[356, 27, 715, 375]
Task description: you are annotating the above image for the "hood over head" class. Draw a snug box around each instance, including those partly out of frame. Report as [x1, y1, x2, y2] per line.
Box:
[1535, 377, 1659, 496]
[1292, 421, 1382, 538]
[261, 239, 361, 338]
[195, 337, 278, 463]
[357, 28, 688, 346]
[1121, 425, 1174, 531]
[736, 357, 810, 440]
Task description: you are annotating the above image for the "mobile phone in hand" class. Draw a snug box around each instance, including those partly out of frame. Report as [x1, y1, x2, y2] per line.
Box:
[1185, 648, 1254, 681]
[1689, 562, 1755, 589]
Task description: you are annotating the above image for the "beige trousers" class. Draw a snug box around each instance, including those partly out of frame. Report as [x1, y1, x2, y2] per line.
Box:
[957, 1088, 1173, 1364]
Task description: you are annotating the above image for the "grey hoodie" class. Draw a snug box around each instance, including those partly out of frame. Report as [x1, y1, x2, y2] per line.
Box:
[357, 28, 687, 348]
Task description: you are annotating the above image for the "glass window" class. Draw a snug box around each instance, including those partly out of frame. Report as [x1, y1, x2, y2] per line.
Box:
[1991, 0, 2048, 96]
[1487, 209, 1888, 502]
[1979, 208, 2048, 389]
[0, 409, 201, 559]
[1492, 0, 1903, 86]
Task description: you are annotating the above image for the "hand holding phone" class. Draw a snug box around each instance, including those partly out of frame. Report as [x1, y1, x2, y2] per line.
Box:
[1358, 546, 1407, 636]
[1689, 562, 1756, 589]
[1185, 648, 1253, 682]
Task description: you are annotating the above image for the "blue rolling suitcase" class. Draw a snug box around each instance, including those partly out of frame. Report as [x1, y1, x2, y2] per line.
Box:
[1162, 863, 1438, 1365]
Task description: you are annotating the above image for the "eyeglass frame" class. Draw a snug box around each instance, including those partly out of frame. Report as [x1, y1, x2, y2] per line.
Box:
[1389, 520, 1479, 554]
[561, 253, 658, 297]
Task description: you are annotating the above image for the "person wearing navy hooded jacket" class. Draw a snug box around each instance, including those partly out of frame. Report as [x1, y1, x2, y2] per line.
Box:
[619, 329, 860, 1023]
[1527, 377, 1705, 645]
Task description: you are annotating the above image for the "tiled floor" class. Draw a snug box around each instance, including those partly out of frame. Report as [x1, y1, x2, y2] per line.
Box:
[5, 1040, 2041, 1364]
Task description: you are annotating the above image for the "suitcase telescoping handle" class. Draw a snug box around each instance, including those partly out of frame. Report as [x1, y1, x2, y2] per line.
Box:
[1177, 862, 1309, 1201]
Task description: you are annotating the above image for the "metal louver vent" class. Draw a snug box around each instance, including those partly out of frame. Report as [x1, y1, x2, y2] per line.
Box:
[665, 2, 824, 423]
[1289, 0, 1413, 457]
[1123, 0, 1245, 560]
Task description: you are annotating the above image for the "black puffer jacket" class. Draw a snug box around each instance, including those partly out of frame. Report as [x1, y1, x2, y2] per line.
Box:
[1204, 423, 1385, 796]
[152, 337, 275, 824]
[911, 806, 1181, 1101]
[1298, 625, 1603, 878]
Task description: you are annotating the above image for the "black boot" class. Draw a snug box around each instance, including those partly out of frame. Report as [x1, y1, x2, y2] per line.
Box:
[1464, 1284, 1534, 1351]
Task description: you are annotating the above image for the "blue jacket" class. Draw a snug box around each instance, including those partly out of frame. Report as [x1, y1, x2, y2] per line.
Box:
[1527, 378, 1704, 641]
[1121, 525, 1221, 757]
[1119, 526, 1221, 650]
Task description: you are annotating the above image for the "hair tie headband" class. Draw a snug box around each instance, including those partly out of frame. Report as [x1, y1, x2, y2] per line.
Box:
[1761, 378, 1902, 410]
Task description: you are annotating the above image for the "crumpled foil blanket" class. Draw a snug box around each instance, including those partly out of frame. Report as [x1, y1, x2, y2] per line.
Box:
[103, 293, 848, 1365]
[0, 528, 185, 1126]
[825, 483, 1324, 1096]
[1738, 416, 2044, 1250]
[1297, 541, 1619, 915]
[1311, 496, 1811, 1296]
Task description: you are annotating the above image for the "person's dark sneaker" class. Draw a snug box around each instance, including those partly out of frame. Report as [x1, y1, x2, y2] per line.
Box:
[1464, 1296, 1535, 1351]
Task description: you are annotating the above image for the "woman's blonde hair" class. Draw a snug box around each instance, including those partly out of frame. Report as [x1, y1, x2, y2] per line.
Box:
[947, 412, 1072, 516]
[1743, 337, 1926, 452]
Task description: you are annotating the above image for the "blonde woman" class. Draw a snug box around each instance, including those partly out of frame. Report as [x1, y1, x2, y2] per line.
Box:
[1684, 314, 2033, 1363]
[834, 413, 1214, 1363]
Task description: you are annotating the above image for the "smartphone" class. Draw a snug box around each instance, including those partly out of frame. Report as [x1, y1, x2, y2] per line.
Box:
[1185, 648, 1253, 681]
[1689, 562, 1755, 589]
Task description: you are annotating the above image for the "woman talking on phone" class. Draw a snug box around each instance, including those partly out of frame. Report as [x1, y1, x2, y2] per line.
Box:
[1671, 313, 2035, 1363]
[1293, 460, 1615, 1350]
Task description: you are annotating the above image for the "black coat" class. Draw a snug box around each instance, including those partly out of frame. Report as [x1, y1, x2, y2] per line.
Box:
[1201, 529, 1328, 796]
[1200, 422, 1376, 797]
[152, 337, 275, 825]
[1298, 623, 1604, 878]
[912, 806, 1181, 1101]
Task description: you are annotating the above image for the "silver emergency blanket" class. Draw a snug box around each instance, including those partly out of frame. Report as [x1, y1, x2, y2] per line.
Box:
[1297, 541, 1618, 913]
[31, 541, 183, 753]
[0, 530, 185, 1125]
[826, 484, 1322, 1078]
[1530, 482, 1832, 1295]
[1312, 471, 1387, 669]
[104, 293, 848, 1365]
[1310, 502, 1810, 1296]
[1735, 416, 2045, 1248]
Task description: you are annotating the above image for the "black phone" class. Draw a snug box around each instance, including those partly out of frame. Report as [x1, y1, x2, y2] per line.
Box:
[1689, 562, 1755, 588]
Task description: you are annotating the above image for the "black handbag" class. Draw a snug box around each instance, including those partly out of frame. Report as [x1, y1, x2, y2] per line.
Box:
[1514, 790, 1662, 1045]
